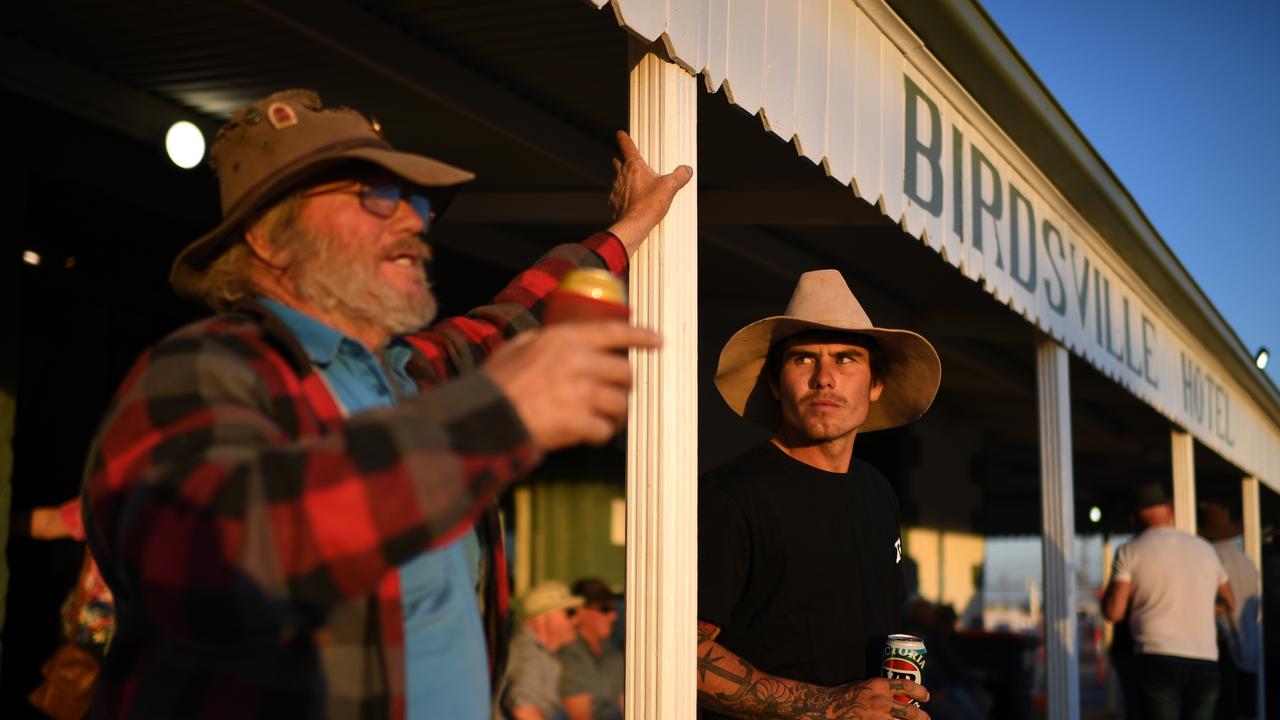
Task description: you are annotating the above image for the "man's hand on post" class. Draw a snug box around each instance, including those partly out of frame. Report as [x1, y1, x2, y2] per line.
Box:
[606, 130, 693, 255]
[482, 321, 661, 451]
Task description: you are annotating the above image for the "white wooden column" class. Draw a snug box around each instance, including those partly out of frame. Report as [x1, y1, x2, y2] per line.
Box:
[1171, 430, 1196, 533]
[1243, 475, 1266, 720]
[1036, 335, 1080, 720]
[625, 41, 698, 720]
[512, 485, 533, 596]
[1101, 535, 1118, 715]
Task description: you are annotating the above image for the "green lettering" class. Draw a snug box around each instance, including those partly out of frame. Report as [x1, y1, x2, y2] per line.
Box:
[904, 76, 943, 217]
[1123, 298, 1143, 376]
[1141, 315, 1158, 388]
[1094, 268, 1104, 347]
[1182, 354, 1195, 418]
[1103, 277, 1124, 362]
[970, 146, 1004, 267]
[1215, 384, 1227, 442]
[1041, 220, 1067, 316]
[952, 127, 965, 240]
[1069, 243, 1092, 333]
[1008, 185, 1037, 293]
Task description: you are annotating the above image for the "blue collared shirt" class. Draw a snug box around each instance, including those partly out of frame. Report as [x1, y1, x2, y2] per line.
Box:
[260, 299, 489, 719]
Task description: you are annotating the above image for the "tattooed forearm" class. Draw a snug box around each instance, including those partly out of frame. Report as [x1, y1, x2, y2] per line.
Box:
[696, 621, 888, 719]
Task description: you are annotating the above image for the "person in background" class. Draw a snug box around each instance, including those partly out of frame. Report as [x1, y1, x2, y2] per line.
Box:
[22, 497, 115, 720]
[1199, 497, 1261, 720]
[558, 578, 625, 719]
[495, 581, 583, 720]
[28, 498, 116, 659]
[82, 88, 691, 719]
[1103, 483, 1234, 720]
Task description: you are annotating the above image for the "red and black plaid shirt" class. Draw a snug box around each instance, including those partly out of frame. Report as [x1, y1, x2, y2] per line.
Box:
[83, 233, 628, 719]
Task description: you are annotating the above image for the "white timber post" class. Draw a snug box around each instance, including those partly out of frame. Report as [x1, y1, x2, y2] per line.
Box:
[1171, 430, 1196, 533]
[625, 40, 698, 719]
[1101, 534, 1117, 714]
[1036, 335, 1080, 720]
[513, 485, 533, 596]
[1243, 475, 1265, 720]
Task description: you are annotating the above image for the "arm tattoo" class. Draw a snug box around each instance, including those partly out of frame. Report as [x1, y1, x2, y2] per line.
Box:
[696, 626, 876, 719]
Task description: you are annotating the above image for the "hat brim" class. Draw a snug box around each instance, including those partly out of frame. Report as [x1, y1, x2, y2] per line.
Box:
[171, 145, 475, 299]
[714, 316, 941, 433]
[519, 595, 584, 623]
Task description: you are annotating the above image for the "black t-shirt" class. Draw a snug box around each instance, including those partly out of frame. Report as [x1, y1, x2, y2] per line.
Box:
[698, 442, 906, 706]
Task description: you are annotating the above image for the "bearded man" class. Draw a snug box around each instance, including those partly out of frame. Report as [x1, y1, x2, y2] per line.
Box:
[82, 89, 690, 719]
[697, 270, 938, 719]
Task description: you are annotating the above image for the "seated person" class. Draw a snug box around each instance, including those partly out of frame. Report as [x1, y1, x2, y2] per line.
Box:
[495, 581, 583, 720]
[559, 578, 625, 720]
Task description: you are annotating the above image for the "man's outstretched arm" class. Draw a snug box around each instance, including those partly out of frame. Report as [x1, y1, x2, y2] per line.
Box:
[696, 620, 929, 720]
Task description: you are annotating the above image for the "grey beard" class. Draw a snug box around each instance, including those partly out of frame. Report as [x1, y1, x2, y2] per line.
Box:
[281, 225, 439, 336]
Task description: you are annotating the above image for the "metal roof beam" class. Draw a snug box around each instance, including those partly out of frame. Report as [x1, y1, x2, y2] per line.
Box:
[0, 32, 218, 145]
[241, 0, 614, 185]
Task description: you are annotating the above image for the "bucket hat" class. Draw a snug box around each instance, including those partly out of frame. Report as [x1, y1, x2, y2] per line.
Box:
[517, 581, 584, 623]
[1134, 482, 1172, 511]
[170, 88, 475, 298]
[715, 269, 941, 433]
[571, 578, 622, 609]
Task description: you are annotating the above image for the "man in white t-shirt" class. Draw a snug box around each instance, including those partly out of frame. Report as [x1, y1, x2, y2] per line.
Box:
[1103, 483, 1235, 720]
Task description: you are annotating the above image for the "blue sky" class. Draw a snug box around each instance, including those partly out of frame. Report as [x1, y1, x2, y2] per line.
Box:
[975, 0, 1278, 604]
[977, 0, 1279, 388]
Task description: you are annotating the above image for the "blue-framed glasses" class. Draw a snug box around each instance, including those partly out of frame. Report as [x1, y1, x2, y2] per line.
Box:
[304, 181, 434, 231]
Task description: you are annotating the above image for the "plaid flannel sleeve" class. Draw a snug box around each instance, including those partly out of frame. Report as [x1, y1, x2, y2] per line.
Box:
[406, 233, 629, 377]
[86, 323, 537, 648]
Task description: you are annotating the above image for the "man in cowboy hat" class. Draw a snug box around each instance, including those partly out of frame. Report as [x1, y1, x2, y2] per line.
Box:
[1102, 483, 1233, 720]
[696, 270, 938, 719]
[82, 89, 690, 719]
[494, 581, 584, 720]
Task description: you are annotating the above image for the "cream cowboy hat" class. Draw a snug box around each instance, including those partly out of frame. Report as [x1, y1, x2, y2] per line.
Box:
[715, 269, 941, 433]
[170, 88, 475, 298]
[517, 581, 584, 623]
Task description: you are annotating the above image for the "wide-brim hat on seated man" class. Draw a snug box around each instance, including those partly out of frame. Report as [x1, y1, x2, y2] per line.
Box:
[170, 88, 475, 298]
[517, 581, 584, 623]
[715, 269, 942, 433]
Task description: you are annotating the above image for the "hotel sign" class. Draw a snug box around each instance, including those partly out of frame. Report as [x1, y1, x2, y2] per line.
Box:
[591, 0, 1279, 485]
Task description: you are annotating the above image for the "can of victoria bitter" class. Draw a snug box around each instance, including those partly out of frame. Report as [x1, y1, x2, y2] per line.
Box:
[542, 268, 629, 325]
[880, 634, 927, 706]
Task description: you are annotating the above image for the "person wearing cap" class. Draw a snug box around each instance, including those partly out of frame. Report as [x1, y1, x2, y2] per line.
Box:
[81, 89, 690, 719]
[556, 578, 624, 720]
[696, 270, 936, 719]
[1102, 483, 1235, 720]
[1198, 496, 1262, 720]
[494, 582, 583, 720]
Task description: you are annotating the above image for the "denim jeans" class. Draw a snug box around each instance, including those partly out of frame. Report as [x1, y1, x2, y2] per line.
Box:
[1135, 653, 1220, 720]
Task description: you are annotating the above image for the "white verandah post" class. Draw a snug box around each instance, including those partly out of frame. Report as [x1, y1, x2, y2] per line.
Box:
[1171, 429, 1196, 533]
[625, 41, 698, 719]
[1243, 475, 1266, 719]
[1036, 335, 1080, 720]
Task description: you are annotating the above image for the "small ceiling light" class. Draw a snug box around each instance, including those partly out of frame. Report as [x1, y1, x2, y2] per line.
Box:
[1089, 506, 1102, 524]
[1257, 347, 1270, 371]
[22, 250, 41, 266]
[165, 120, 205, 169]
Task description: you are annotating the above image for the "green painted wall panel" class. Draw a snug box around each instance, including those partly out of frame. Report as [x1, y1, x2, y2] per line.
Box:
[529, 450, 626, 590]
